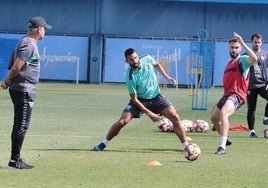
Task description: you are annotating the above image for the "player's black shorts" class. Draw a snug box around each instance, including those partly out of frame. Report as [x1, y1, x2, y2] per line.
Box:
[216, 94, 244, 111]
[123, 93, 172, 118]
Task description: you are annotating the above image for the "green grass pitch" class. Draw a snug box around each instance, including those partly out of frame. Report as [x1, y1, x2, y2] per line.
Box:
[0, 83, 267, 188]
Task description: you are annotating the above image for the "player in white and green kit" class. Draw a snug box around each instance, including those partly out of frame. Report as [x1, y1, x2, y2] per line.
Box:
[126, 54, 160, 99]
[93, 48, 191, 153]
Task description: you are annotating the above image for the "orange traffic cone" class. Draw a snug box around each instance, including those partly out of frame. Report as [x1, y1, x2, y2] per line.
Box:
[148, 160, 162, 166]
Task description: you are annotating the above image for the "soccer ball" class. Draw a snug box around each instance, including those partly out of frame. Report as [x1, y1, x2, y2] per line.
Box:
[210, 123, 216, 131]
[183, 143, 201, 161]
[157, 117, 173, 132]
[194, 119, 210, 133]
[180, 119, 195, 132]
[167, 122, 174, 132]
[264, 128, 268, 138]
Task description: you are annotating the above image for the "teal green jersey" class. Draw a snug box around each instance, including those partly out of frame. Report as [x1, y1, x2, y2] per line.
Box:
[125, 55, 160, 99]
[239, 55, 251, 79]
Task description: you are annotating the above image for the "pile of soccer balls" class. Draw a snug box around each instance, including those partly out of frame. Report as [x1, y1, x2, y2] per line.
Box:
[156, 117, 210, 133]
[181, 119, 210, 133]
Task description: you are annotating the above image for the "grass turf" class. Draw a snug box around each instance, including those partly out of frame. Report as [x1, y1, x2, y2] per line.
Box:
[0, 83, 267, 188]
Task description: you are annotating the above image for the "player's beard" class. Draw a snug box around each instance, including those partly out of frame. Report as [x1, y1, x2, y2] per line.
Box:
[253, 45, 260, 52]
[230, 51, 239, 59]
[130, 61, 140, 69]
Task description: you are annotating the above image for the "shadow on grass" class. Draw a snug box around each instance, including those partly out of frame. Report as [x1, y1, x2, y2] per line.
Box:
[108, 147, 183, 153]
[29, 148, 202, 163]
[0, 166, 15, 170]
[30, 145, 226, 154]
[30, 147, 183, 154]
[30, 148, 89, 152]
[0, 166, 8, 169]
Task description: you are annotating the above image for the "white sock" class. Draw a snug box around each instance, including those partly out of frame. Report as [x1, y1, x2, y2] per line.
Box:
[249, 130, 255, 135]
[182, 141, 189, 148]
[264, 116, 268, 120]
[102, 139, 109, 146]
[219, 136, 227, 150]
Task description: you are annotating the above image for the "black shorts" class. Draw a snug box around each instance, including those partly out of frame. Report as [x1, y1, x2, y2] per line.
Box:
[216, 94, 243, 111]
[123, 93, 172, 118]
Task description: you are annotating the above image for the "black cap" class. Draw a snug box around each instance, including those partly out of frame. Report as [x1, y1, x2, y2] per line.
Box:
[28, 16, 52, 29]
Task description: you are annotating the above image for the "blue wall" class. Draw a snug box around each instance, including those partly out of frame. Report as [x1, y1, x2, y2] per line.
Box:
[0, 38, 18, 80]
[104, 38, 191, 84]
[0, 0, 268, 85]
[1, 0, 268, 39]
[0, 34, 88, 82]
[1, 33, 268, 86]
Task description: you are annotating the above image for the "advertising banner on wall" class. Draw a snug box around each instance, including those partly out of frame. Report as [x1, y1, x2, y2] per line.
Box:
[104, 37, 216, 88]
[0, 38, 18, 80]
[0, 33, 88, 82]
[104, 37, 194, 85]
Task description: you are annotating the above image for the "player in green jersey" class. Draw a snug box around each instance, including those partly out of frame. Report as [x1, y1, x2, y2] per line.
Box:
[93, 48, 190, 152]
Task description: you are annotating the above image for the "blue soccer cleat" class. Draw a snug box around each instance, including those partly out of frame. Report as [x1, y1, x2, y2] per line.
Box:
[250, 132, 258, 138]
[93, 143, 106, 151]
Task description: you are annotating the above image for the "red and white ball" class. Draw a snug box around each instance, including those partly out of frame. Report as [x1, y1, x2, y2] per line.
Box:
[183, 143, 201, 161]
[194, 119, 210, 133]
[264, 128, 268, 138]
[157, 117, 173, 132]
[210, 123, 216, 131]
[181, 119, 195, 132]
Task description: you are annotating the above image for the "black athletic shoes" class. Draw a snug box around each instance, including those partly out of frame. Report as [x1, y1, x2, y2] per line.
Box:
[214, 139, 231, 155]
[226, 139, 232, 146]
[93, 142, 106, 151]
[250, 132, 258, 138]
[215, 147, 226, 155]
[8, 158, 34, 169]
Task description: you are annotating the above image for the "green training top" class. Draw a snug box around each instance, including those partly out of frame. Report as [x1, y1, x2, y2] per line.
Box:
[125, 55, 160, 99]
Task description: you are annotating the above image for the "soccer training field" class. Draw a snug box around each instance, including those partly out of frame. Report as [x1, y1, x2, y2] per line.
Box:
[0, 83, 267, 188]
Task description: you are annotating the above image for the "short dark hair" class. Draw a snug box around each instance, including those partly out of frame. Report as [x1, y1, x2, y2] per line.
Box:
[251, 33, 263, 41]
[229, 38, 239, 44]
[124, 48, 135, 58]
